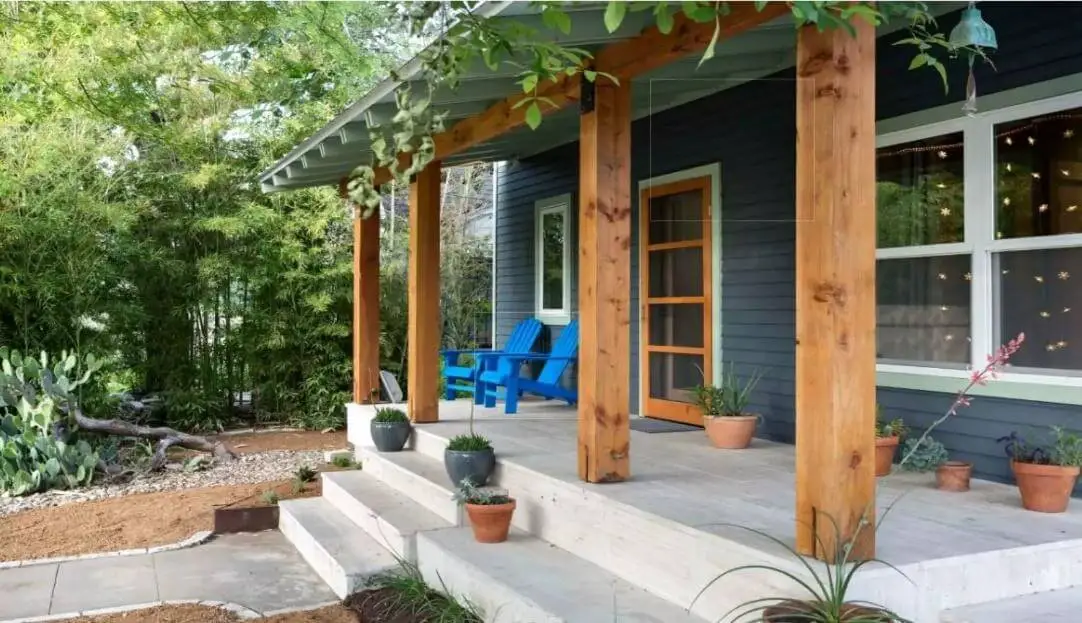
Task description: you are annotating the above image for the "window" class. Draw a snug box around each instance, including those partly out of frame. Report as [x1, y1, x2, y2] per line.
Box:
[991, 106, 1082, 373]
[878, 95, 1082, 382]
[876, 133, 970, 366]
[535, 194, 571, 324]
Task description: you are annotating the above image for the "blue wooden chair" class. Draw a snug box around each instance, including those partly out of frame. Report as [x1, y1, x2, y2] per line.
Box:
[441, 318, 543, 403]
[476, 319, 579, 415]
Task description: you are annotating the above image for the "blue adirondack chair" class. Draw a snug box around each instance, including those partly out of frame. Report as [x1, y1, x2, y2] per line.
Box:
[441, 318, 542, 403]
[476, 319, 579, 415]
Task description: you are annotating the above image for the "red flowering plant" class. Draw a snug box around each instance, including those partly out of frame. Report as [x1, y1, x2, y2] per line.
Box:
[897, 332, 1026, 470]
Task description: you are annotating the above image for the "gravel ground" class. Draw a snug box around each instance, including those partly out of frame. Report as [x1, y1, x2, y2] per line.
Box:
[0, 449, 327, 517]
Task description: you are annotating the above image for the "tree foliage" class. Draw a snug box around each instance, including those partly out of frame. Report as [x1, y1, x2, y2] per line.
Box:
[0, 3, 403, 432]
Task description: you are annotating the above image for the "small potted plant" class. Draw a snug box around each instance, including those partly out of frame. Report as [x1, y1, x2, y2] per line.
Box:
[370, 407, 411, 452]
[874, 411, 906, 477]
[444, 398, 496, 486]
[899, 435, 970, 491]
[454, 479, 515, 543]
[692, 364, 763, 449]
[1000, 427, 1082, 513]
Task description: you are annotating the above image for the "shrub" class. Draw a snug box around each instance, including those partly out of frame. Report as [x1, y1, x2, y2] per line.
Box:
[1050, 426, 1082, 467]
[446, 433, 491, 452]
[294, 465, 318, 483]
[372, 407, 409, 423]
[261, 490, 280, 505]
[331, 454, 358, 469]
[876, 414, 907, 439]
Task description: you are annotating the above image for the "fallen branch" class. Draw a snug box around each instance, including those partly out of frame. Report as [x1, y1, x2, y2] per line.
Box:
[73, 407, 236, 466]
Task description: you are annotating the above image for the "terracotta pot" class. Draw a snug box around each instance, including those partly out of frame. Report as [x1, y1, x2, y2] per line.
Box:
[465, 500, 516, 543]
[936, 461, 972, 492]
[762, 600, 892, 622]
[1011, 460, 1080, 513]
[874, 436, 900, 477]
[704, 415, 758, 449]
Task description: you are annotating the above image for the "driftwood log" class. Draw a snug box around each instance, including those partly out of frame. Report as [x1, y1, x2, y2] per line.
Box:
[73, 407, 236, 470]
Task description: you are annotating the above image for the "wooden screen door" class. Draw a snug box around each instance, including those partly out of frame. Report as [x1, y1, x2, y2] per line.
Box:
[640, 176, 713, 425]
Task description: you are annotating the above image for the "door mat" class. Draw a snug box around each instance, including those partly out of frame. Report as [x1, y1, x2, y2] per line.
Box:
[630, 418, 701, 433]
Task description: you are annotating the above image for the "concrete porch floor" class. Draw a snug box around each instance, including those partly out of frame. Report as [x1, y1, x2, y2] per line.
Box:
[421, 399, 1082, 568]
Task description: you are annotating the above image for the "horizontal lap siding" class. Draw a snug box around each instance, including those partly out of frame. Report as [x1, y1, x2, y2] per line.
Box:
[493, 3, 1082, 489]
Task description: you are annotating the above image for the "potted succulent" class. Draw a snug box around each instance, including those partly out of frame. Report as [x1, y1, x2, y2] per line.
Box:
[899, 435, 971, 491]
[692, 513, 901, 622]
[874, 411, 906, 477]
[692, 364, 763, 449]
[1000, 427, 1082, 513]
[370, 407, 412, 452]
[444, 400, 495, 486]
[454, 479, 515, 543]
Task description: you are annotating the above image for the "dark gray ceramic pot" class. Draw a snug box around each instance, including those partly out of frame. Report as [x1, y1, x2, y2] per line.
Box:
[444, 447, 496, 487]
[370, 420, 411, 452]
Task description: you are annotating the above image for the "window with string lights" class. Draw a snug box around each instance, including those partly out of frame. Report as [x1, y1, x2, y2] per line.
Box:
[992, 108, 1082, 373]
[876, 93, 1082, 381]
[876, 133, 970, 367]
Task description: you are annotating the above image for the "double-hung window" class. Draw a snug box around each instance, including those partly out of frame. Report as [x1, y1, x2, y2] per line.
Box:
[877, 93, 1082, 393]
[535, 194, 572, 325]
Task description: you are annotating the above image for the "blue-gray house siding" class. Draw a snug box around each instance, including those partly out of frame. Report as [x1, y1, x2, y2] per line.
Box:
[493, 3, 1082, 491]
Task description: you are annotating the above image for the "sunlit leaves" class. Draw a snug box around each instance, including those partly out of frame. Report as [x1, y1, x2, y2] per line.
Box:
[604, 1, 627, 33]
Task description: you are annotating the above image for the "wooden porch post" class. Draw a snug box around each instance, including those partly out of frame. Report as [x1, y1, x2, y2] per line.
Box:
[577, 78, 632, 483]
[794, 22, 877, 560]
[343, 179, 381, 405]
[407, 163, 442, 423]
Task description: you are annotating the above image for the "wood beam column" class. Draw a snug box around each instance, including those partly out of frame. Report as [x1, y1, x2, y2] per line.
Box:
[407, 163, 442, 423]
[794, 21, 877, 560]
[343, 180, 382, 405]
[577, 78, 632, 483]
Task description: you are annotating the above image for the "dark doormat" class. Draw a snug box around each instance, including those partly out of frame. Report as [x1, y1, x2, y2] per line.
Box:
[630, 418, 701, 433]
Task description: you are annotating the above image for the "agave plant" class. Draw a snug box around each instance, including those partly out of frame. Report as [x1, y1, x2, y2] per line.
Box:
[691, 512, 911, 623]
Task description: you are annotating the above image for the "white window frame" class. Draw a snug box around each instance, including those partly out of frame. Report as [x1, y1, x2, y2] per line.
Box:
[876, 87, 1082, 404]
[534, 194, 572, 325]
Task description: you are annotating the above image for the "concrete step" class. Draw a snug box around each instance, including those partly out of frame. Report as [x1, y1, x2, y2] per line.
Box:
[357, 447, 462, 525]
[322, 469, 452, 561]
[416, 527, 708, 623]
[940, 587, 1082, 622]
[278, 497, 398, 598]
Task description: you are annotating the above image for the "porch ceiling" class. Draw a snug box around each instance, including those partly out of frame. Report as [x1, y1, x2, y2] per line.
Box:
[259, 2, 965, 193]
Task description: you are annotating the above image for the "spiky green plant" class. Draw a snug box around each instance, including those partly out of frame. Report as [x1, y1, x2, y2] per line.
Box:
[446, 434, 491, 452]
[691, 512, 911, 623]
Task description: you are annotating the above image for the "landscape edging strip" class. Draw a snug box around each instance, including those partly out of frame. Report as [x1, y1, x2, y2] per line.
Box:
[0, 530, 214, 569]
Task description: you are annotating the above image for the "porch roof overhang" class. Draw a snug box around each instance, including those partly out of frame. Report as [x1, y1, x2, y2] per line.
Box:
[259, 3, 968, 194]
[257, 2, 799, 193]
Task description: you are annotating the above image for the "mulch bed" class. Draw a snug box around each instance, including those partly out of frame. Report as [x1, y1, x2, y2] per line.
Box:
[0, 427, 355, 562]
[59, 603, 357, 622]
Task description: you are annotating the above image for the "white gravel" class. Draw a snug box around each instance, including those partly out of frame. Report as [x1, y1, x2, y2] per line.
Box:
[0, 449, 328, 517]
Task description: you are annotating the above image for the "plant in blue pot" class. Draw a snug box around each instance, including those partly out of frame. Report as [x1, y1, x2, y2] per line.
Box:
[370, 407, 411, 452]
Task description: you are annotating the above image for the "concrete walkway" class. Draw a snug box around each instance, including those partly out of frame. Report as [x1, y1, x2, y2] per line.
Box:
[0, 532, 338, 621]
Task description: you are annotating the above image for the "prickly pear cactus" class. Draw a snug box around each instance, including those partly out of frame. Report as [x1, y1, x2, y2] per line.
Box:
[0, 348, 102, 496]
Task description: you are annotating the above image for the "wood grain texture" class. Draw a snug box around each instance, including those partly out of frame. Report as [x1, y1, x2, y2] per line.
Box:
[374, 3, 788, 187]
[407, 164, 442, 423]
[794, 21, 877, 561]
[577, 80, 632, 483]
[342, 178, 382, 405]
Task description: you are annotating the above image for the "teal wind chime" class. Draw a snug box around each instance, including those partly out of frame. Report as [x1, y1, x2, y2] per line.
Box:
[949, 2, 998, 115]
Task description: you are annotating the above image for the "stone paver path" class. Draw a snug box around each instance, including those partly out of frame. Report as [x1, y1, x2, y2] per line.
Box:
[0, 532, 337, 621]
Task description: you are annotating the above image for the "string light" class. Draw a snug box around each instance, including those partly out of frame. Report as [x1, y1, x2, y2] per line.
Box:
[1040, 311, 1051, 318]
[1035, 275, 1045, 283]
[1039, 203, 1049, 212]
[1032, 172, 1042, 179]
[938, 273, 948, 280]
[1066, 129, 1075, 138]
[1028, 136, 1036, 145]
[964, 272, 973, 281]
[941, 207, 951, 216]
[1059, 271, 1071, 280]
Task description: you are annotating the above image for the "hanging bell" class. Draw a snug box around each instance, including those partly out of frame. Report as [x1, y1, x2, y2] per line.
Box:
[949, 3, 998, 115]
